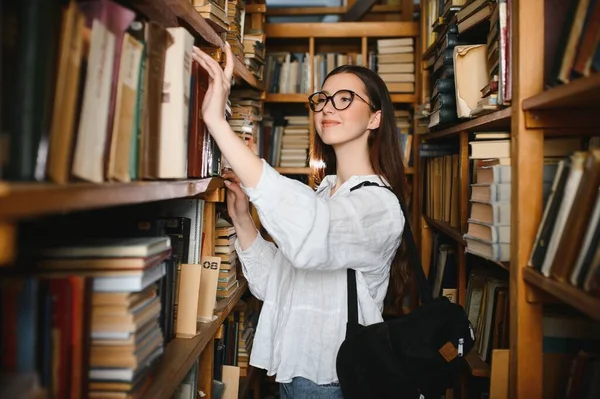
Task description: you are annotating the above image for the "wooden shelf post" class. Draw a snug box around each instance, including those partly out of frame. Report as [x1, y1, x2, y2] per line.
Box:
[509, 0, 544, 397]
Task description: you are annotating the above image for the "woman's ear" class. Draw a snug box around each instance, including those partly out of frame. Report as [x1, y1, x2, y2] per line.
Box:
[367, 110, 382, 130]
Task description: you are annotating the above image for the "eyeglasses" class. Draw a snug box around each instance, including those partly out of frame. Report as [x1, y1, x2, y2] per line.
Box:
[308, 89, 373, 112]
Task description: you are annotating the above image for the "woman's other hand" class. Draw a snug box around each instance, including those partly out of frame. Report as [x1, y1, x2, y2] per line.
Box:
[223, 169, 250, 222]
[192, 42, 234, 128]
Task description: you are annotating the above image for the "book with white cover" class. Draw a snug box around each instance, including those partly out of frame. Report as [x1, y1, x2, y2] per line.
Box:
[159, 27, 194, 178]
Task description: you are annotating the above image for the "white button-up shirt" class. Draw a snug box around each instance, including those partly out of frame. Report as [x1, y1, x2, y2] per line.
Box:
[234, 160, 405, 384]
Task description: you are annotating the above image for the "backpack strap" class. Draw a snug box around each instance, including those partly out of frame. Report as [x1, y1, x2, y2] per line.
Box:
[346, 181, 432, 328]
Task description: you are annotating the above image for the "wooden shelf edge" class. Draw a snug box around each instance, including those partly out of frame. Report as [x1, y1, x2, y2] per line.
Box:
[522, 73, 600, 111]
[390, 93, 419, 103]
[422, 107, 512, 140]
[523, 268, 600, 321]
[465, 349, 491, 378]
[265, 21, 419, 38]
[0, 178, 223, 221]
[264, 93, 309, 103]
[143, 279, 249, 399]
[424, 216, 464, 244]
[266, 4, 404, 16]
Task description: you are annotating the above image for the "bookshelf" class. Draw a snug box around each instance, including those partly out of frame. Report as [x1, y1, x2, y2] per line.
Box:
[0, 178, 223, 220]
[0, 0, 266, 397]
[142, 279, 248, 399]
[417, 0, 600, 398]
[263, 19, 421, 230]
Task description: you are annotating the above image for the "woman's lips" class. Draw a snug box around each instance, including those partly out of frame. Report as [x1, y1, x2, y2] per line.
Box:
[322, 121, 340, 127]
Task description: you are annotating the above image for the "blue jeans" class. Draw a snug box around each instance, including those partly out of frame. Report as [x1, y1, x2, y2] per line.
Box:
[280, 377, 343, 399]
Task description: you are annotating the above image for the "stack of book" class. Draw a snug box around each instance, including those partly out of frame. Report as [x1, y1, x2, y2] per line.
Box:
[225, 0, 246, 62]
[36, 236, 172, 398]
[278, 116, 310, 168]
[193, 0, 229, 33]
[374, 37, 415, 93]
[215, 219, 239, 300]
[428, 23, 459, 128]
[226, 89, 263, 167]
[464, 133, 511, 262]
[244, 30, 266, 81]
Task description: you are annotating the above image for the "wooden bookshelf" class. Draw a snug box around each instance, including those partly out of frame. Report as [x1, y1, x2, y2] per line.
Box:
[422, 107, 512, 140]
[424, 215, 464, 244]
[143, 279, 249, 399]
[523, 268, 600, 321]
[0, 178, 223, 220]
[390, 93, 420, 103]
[465, 349, 491, 378]
[156, 0, 263, 90]
[263, 4, 405, 16]
[265, 21, 419, 38]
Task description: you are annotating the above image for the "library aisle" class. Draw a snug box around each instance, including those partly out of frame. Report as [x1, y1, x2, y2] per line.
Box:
[0, 0, 599, 398]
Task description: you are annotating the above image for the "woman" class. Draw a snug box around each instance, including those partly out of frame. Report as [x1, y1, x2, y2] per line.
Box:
[193, 43, 411, 399]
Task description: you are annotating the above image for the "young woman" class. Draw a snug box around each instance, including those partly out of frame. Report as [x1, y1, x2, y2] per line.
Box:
[193, 43, 411, 399]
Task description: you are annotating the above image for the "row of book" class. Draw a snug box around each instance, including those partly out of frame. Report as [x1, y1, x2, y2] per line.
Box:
[529, 140, 600, 298]
[264, 37, 417, 95]
[0, 194, 249, 398]
[421, 0, 512, 129]
[0, 0, 265, 184]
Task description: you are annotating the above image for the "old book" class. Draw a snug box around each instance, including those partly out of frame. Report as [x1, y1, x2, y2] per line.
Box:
[175, 264, 202, 338]
[550, 150, 600, 282]
[47, 0, 85, 184]
[157, 27, 194, 179]
[197, 256, 222, 323]
[107, 32, 144, 182]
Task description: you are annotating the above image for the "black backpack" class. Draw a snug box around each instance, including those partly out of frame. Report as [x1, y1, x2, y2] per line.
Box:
[336, 181, 475, 399]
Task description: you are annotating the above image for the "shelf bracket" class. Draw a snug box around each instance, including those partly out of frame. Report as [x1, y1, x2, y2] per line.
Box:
[0, 222, 16, 266]
[525, 108, 600, 130]
[525, 281, 559, 304]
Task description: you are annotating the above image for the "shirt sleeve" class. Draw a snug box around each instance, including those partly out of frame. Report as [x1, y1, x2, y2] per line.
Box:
[234, 231, 279, 301]
[241, 160, 405, 273]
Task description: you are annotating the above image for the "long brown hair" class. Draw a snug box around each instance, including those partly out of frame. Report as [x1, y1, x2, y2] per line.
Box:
[310, 65, 411, 315]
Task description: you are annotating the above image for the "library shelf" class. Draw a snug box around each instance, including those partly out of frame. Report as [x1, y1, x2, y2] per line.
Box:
[264, 93, 308, 103]
[390, 93, 419, 103]
[0, 178, 223, 221]
[405, 167, 415, 175]
[263, 4, 404, 16]
[465, 349, 491, 378]
[522, 73, 600, 111]
[265, 21, 419, 38]
[422, 107, 512, 140]
[276, 167, 312, 175]
[150, 0, 263, 90]
[522, 268, 600, 321]
[424, 216, 464, 245]
[143, 279, 249, 399]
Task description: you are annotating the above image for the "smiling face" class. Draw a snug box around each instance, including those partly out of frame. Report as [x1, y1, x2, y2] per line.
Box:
[313, 73, 381, 148]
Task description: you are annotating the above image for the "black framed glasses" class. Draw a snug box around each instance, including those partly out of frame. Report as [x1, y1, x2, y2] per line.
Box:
[308, 89, 373, 112]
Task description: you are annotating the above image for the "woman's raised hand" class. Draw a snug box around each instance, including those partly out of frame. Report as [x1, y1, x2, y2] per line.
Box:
[192, 42, 235, 128]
